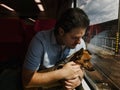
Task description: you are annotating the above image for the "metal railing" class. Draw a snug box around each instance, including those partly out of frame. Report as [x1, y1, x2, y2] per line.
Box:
[91, 36, 116, 51]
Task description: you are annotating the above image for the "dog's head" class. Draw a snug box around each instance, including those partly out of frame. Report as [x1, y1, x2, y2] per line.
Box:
[70, 48, 94, 71]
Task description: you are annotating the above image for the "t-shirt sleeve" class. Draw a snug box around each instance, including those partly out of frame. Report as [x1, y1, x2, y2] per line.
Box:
[23, 34, 44, 71]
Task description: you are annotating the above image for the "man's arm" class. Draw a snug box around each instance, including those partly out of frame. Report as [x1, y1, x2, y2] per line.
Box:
[22, 68, 64, 88]
[22, 61, 81, 88]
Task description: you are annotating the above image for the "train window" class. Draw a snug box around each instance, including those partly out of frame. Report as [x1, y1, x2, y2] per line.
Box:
[78, 0, 119, 25]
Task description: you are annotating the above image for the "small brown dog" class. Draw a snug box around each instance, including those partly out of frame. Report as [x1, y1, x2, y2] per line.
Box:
[38, 48, 94, 89]
[40, 48, 94, 72]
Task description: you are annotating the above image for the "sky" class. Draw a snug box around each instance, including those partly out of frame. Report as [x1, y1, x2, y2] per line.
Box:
[78, 0, 119, 25]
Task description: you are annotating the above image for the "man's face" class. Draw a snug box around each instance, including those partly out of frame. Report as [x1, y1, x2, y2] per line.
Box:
[60, 27, 86, 48]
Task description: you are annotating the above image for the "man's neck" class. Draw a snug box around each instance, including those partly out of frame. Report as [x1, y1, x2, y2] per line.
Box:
[55, 35, 64, 45]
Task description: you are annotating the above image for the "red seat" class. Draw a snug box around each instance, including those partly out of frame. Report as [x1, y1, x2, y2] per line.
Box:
[0, 18, 24, 62]
[34, 19, 56, 32]
[20, 19, 36, 53]
[0, 18, 24, 43]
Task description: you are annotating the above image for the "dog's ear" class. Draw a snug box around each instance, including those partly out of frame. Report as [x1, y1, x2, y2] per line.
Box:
[69, 48, 84, 61]
[86, 50, 92, 55]
[72, 48, 83, 56]
[76, 48, 83, 55]
[80, 48, 84, 53]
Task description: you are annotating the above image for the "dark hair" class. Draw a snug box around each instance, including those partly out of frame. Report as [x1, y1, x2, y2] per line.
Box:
[54, 8, 90, 35]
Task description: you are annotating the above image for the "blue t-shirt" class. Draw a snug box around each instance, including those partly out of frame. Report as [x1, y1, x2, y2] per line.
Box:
[23, 29, 86, 71]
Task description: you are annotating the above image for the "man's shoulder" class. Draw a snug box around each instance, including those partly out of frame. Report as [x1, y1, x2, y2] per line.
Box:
[36, 29, 52, 36]
[34, 29, 53, 40]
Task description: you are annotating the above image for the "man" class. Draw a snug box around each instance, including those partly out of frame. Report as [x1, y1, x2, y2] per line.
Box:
[22, 8, 90, 90]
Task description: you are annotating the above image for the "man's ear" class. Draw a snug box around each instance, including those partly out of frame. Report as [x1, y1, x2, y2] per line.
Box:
[58, 27, 64, 36]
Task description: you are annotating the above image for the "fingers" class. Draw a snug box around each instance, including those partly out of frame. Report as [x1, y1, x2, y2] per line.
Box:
[78, 68, 85, 79]
[62, 61, 85, 80]
[64, 61, 80, 71]
[63, 77, 81, 90]
[64, 80, 74, 90]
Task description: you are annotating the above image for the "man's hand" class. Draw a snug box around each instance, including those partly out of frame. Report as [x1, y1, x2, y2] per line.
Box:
[61, 62, 84, 90]
[63, 77, 81, 90]
[62, 61, 81, 80]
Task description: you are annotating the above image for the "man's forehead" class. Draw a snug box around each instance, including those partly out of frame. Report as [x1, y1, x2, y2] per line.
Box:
[69, 31, 85, 38]
[69, 28, 86, 35]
